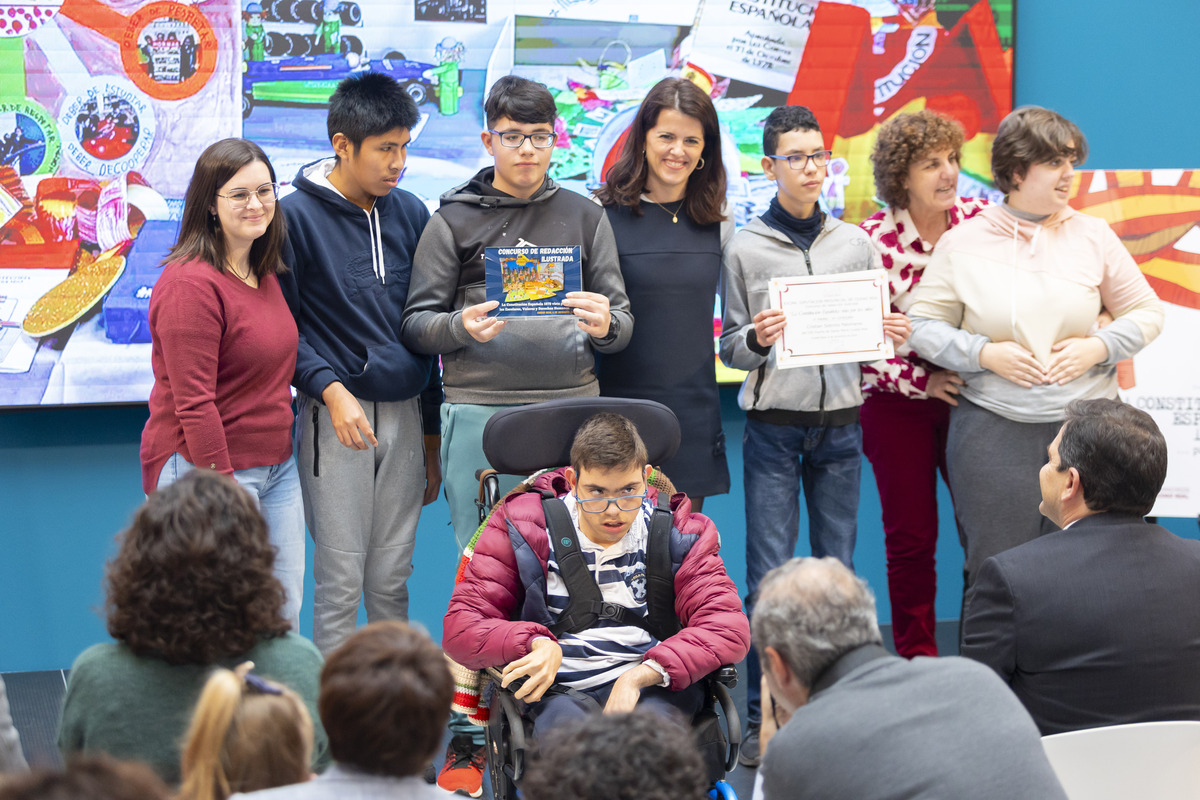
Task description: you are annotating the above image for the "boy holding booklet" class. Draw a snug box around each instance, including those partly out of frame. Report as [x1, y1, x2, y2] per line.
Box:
[401, 74, 631, 795]
[718, 104, 909, 766]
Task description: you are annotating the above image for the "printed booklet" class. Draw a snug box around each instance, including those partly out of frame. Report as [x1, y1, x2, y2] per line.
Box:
[485, 245, 582, 317]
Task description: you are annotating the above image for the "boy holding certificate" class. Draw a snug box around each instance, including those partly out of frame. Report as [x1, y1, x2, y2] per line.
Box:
[401, 75, 632, 793]
[718, 105, 909, 766]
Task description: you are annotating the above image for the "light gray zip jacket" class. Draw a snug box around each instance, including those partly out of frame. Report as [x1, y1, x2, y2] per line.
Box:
[719, 214, 875, 414]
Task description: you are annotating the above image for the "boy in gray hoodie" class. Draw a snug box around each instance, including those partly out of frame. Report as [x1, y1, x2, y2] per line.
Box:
[719, 105, 908, 765]
[401, 75, 632, 797]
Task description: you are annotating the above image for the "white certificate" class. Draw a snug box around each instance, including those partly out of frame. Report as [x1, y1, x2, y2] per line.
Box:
[768, 270, 894, 369]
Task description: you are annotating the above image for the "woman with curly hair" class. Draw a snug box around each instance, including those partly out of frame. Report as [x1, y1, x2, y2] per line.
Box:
[908, 107, 1163, 595]
[857, 110, 988, 657]
[57, 471, 329, 784]
[593, 77, 732, 510]
[139, 137, 304, 629]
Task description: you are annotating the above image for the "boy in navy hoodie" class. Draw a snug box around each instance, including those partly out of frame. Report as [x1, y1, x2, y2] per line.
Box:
[279, 72, 441, 656]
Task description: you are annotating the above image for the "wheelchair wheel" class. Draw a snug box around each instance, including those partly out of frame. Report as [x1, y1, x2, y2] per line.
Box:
[486, 690, 525, 800]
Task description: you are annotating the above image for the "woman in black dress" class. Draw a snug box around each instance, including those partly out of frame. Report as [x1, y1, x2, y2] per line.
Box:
[594, 77, 730, 510]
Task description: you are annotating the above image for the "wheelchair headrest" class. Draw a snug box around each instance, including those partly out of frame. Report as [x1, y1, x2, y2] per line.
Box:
[482, 397, 681, 475]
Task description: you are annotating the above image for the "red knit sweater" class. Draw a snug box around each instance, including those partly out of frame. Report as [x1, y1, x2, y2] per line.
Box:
[140, 258, 298, 494]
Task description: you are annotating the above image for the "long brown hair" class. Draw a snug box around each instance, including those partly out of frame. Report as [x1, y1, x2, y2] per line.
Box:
[178, 665, 314, 800]
[165, 138, 287, 278]
[594, 78, 726, 226]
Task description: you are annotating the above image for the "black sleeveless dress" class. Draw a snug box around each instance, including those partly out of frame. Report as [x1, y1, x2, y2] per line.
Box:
[598, 202, 730, 497]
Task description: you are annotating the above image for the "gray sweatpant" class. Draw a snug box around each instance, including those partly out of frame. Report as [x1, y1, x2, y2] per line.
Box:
[295, 392, 425, 655]
[946, 398, 1061, 589]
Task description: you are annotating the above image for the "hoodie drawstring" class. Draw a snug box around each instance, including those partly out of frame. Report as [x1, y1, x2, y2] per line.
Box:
[364, 205, 386, 284]
[1010, 216, 1019, 334]
[1007, 213, 1044, 335]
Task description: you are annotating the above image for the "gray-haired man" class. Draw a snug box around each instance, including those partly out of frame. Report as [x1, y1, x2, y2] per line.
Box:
[753, 557, 1066, 800]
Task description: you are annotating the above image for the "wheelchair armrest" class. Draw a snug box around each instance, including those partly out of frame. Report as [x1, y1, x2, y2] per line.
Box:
[710, 664, 738, 689]
[484, 666, 523, 693]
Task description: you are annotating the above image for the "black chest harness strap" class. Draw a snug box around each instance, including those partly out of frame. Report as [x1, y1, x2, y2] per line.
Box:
[543, 490, 681, 643]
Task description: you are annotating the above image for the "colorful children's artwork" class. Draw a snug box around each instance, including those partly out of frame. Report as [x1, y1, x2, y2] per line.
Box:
[1069, 169, 1200, 517]
[4, 0, 1023, 408]
[485, 245, 580, 317]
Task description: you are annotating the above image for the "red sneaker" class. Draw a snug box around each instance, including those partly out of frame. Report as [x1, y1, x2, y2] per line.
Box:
[437, 734, 486, 797]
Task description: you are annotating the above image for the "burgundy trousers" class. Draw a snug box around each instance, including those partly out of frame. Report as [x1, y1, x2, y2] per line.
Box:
[860, 391, 951, 658]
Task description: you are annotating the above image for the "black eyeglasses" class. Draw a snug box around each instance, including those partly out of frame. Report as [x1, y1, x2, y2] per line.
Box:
[766, 151, 833, 170]
[217, 182, 279, 209]
[574, 492, 647, 514]
[489, 130, 557, 149]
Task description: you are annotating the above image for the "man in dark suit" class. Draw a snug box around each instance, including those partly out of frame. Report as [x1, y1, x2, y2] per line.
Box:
[961, 398, 1200, 735]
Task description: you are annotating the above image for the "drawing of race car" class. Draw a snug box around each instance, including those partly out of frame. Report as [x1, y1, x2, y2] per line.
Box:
[243, 52, 436, 117]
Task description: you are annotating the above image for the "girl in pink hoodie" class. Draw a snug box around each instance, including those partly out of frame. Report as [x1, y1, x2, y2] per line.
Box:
[908, 107, 1163, 589]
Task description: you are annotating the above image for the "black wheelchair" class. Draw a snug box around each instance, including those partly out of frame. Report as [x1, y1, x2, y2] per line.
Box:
[468, 397, 743, 800]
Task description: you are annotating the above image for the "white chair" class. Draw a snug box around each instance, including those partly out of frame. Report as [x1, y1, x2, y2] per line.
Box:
[1041, 720, 1200, 800]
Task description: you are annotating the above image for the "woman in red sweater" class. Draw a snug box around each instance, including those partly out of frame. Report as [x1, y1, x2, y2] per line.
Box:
[140, 138, 303, 629]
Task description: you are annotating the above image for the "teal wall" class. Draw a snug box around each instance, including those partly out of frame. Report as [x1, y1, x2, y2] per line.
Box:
[3, 0, 1198, 672]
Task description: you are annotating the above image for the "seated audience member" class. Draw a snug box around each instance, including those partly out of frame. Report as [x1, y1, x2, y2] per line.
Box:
[0, 755, 169, 800]
[962, 398, 1200, 735]
[178, 664, 314, 800]
[231, 621, 452, 799]
[0, 677, 26, 773]
[520, 710, 708, 800]
[444, 413, 749, 739]
[754, 557, 1066, 800]
[57, 472, 329, 783]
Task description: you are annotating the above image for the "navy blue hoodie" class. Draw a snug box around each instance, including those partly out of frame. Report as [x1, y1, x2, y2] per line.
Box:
[279, 158, 440, 428]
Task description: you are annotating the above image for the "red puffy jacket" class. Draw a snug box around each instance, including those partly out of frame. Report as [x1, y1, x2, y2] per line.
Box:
[443, 469, 751, 690]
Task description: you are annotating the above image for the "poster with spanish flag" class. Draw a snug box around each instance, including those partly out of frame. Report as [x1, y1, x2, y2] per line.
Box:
[1070, 170, 1200, 518]
[1, 0, 1018, 408]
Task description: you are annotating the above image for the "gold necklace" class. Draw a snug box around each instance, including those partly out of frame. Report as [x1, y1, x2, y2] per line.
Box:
[646, 197, 686, 223]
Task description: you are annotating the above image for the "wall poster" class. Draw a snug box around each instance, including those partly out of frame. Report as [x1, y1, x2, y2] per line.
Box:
[3, 0, 1019, 413]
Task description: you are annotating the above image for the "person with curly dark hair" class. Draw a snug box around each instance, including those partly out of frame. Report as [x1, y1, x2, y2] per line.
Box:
[57, 471, 329, 784]
[857, 110, 988, 658]
[520, 710, 708, 800]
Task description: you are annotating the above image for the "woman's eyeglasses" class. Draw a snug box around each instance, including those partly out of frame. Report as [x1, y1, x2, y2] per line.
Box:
[217, 183, 280, 209]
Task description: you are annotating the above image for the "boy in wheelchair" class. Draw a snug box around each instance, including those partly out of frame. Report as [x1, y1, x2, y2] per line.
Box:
[443, 412, 750, 739]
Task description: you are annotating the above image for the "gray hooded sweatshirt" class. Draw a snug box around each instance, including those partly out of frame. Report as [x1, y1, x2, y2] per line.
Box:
[401, 168, 632, 405]
[720, 214, 875, 416]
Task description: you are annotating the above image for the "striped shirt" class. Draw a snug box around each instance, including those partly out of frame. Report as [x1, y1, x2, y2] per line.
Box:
[545, 495, 661, 690]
